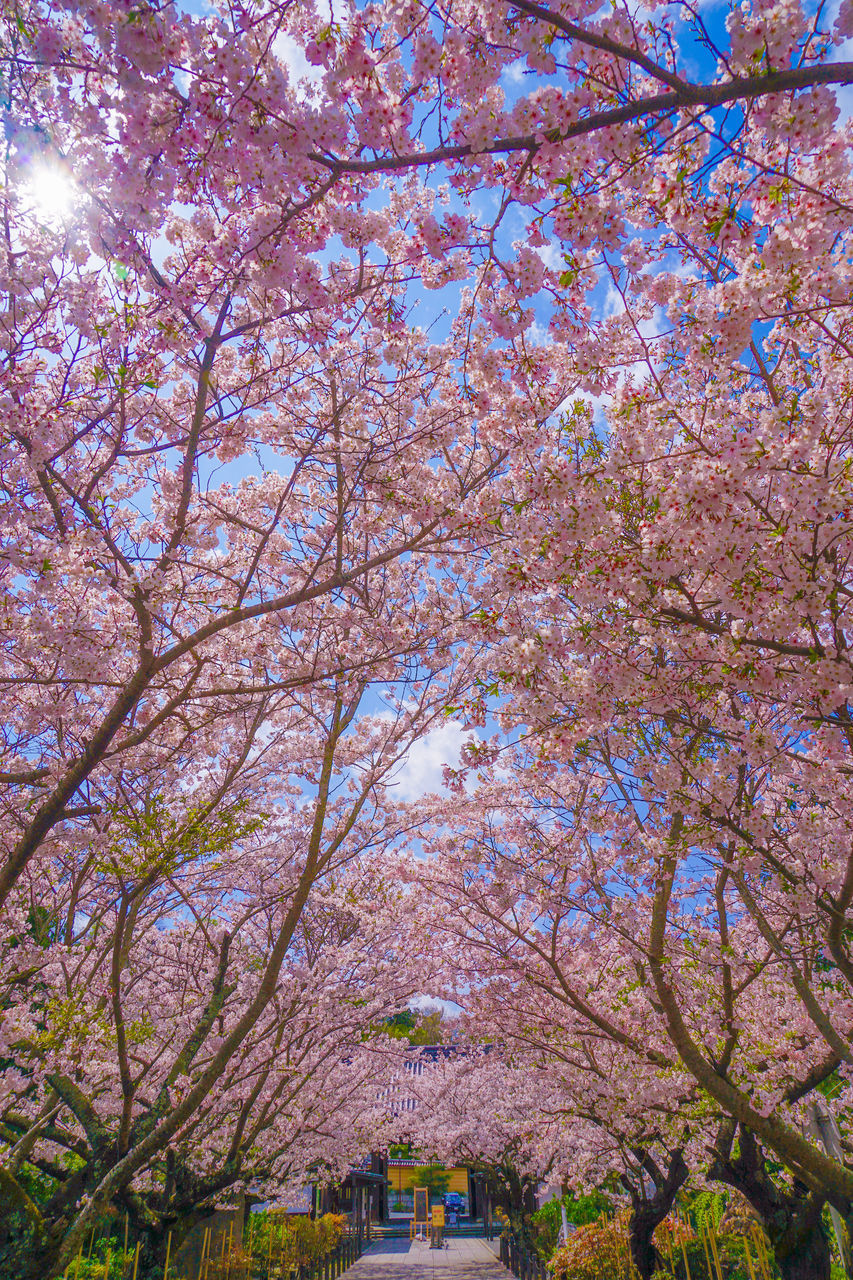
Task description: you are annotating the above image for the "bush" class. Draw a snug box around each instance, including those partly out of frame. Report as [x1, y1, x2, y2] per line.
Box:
[62, 1251, 133, 1279]
[243, 1212, 347, 1273]
[495, 1208, 512, 1238]
[315, 1213, 346, 1258]
[651, 1229, 779, 1280]
[531, 1193, 613, 1260]
[549, 1213, 779, 1280]
[550, 1219, 638, 1280]
[683, 1191, 728, 1235]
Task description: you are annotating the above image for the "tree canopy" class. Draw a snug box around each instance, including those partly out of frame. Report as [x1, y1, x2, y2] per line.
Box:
[2, 0, 853, 1276]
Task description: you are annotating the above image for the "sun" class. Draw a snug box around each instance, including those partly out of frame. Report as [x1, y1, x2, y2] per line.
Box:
[23, 161, 78, 225]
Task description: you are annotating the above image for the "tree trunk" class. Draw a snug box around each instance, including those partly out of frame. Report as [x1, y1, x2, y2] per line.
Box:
[0, 1154, 231, 1280]
[775, 1222, 832, 1280]
[130, 1221, 194, 1280]
[628, 1202, 665, 1280]
[470, 1160, 540, 1252]
[710, 1122, 832, 1280]
[623, 1148, 688, 1280]
[0, 1163, 94, 1280]
[0, 1208, 57, 1280]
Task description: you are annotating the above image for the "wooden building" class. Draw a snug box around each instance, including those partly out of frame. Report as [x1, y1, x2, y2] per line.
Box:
[314, 1153, 388, 1228]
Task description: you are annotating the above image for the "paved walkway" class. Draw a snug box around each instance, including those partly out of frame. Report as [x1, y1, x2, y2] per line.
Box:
[347, 1237, 506, 1280]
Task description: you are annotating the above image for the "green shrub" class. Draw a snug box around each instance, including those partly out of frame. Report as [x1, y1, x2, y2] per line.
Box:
[244, 1211, 346, 1270]
[683, 1191, 728, 1235]
[62, 1248, 133, 1278]
[651, 1231, 779, 1280]
[550, 1219, 638, 1280]
[549, 1216, 780, 1280]
[530, 1192, 613, 1259]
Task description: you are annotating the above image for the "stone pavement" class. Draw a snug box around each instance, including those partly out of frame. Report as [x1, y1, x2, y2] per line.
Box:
[345, 1236, 507, 1280]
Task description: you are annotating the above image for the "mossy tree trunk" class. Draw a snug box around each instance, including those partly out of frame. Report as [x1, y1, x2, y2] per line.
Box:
[710, 1121, 832, 1280]
[622, 1147, 688, 1280]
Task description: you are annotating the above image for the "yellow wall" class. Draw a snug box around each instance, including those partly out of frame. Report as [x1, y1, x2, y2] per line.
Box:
[389, 1165, 468, 1194]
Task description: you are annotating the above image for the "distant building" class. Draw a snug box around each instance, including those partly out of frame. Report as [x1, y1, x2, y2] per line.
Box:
[317, 1045, 494, 1228]
[376, 1043, 459, 1116]
[314, 1152, 388, 1227]
[387, 1158, 471, 1205]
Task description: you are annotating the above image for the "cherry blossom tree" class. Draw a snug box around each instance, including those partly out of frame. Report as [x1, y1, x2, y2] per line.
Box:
[443, 91, 853, 1260]
[407, 753, 851, 1279]
[4, 0, 852, 920]
[362, 0, 853, 1267]
[4, 0, 578, 914]
[0, 658, 474, 1278]
[0, 8, 546, 1270]
[386, 1047, 563, 1234]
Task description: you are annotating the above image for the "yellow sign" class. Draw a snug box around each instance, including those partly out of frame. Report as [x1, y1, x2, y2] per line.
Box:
[432, 1206, 445, 1227]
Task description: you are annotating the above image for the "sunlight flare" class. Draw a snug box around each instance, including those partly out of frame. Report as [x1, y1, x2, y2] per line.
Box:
[23, 161, 77, 224]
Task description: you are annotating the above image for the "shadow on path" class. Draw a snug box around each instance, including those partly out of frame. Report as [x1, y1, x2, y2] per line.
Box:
[346, 1236, 508, 1280]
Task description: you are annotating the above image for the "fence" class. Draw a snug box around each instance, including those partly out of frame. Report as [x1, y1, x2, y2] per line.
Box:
[499, 1234, 548, 1280]
[205, 1224, 367, 1280]
[263, 1235, 365, 1280]
[61, 1219, 367, 1279]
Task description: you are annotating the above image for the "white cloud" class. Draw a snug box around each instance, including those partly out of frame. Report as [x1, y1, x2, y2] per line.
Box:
[502, 58, 528, 86]
[534, 241, 563, 270]
[389, 719, 475, 801]
[409, 994, 461, 1018]
[828, 12, 853, 126]
[272, 32, 324, 99]
[529, 319, 554, 346]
